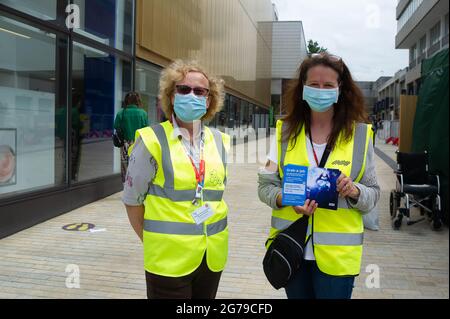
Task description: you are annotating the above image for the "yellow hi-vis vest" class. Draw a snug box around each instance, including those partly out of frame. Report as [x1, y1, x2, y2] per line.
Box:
[268, 119, 373, 276]
[134, 120, 230, 277]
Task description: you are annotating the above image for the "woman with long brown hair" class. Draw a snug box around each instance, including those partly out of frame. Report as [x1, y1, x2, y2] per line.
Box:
[258, 53, 380, 299]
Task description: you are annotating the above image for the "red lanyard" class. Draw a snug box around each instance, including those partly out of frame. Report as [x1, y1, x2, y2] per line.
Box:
[309, 130, 328, 167]
[188, 136, 205, 205]
[188, 156, 205, 185]
[309, 129, 329, 167]
[185, 133, 205, 199]
[309, 130, 320, 166]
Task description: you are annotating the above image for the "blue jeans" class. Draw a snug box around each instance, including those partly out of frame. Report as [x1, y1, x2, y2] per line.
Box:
[285, 260, 355, 299]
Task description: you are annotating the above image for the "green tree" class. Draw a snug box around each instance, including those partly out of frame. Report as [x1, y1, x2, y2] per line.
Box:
[307, 40, 327, 54]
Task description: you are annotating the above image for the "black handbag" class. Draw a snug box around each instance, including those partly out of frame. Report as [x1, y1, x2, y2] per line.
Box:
[112, 128, 124, 148]
[263, 215, 310, 289]
[263, 136, 331, 289]
[112, 107, 126, 148]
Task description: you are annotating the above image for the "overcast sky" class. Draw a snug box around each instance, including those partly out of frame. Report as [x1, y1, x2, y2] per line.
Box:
[271, 0, 409, 81]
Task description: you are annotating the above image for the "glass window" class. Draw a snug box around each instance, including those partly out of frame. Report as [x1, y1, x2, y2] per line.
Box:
[409, 44, 417, 61]
[397, 0, 424, 32]
[229, 96, 240, 129]
[248, 104, 254, 130]
[224, 94, 232, 129]
[271, 94, 281, 116]
[430, 22, 441, 46]
[419, 35, 427, 55]
[73, 0, 134, 53]
[0, 0, 60, 22]
[135, 61, 162, 125]
[251, 105, 270, 131]
[445, 14, 449, 36]
[71, 41, 131, 182]
[214, 94, 228, 131]
[240, 100, 249, 128]
[235, 98, 241, 129]
[0, 15, 65, 197]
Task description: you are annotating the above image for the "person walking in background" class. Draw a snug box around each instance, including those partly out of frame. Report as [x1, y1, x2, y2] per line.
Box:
[377, 119, 383, 140]
[114, 92, 148, 182]
[371, 117, 377, 146]
[122, 60, 230, 299]
[258, 53, 380, 299]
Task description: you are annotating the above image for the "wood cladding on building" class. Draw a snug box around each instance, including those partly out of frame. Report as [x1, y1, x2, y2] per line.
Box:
[136, 0, 273, 107]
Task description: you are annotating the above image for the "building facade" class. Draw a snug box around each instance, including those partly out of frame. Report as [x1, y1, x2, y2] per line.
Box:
[396, 0, 449, 94]
[372, 69, 408, 121]
[135, 0, 274, 132]
[268, 21, 308, 118]
[355, 81, 377, 117]
[0, 0, 274, 238]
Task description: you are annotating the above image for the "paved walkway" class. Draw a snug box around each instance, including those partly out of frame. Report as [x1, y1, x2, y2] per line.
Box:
[0, 137, 448, 299]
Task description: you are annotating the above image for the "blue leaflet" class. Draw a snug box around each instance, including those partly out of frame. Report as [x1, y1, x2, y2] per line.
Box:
[282, 165, 341, 210]
[281, 165, 308, 207]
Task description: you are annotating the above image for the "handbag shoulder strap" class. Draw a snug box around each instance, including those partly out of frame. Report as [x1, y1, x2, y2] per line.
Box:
[319, 145, 331, 168]
[308, 126, 332, 168]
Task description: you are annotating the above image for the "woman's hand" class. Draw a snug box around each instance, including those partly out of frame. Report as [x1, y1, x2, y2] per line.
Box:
[276, 195, 317, 216]
[293, 199, 318, 216]
[337, 173, 360, 200]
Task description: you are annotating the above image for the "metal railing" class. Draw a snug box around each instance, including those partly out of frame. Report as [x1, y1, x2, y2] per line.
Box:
[418, 53, 427, 64]
[427, 42, 441, 57]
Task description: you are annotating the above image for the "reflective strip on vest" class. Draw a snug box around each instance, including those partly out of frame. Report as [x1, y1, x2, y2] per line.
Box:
[144, 217, 227, 236]
[349, 123, 368, 181]
[272, 217, 362, 246]
[207, 217, 228, 236]
[152, 123, 175, 188]
[271, 216, 293, 231]
[148, 184, 224, 202]
[271, 196, 352, 231]
[313, 232, 363, 246]
[209, 127, 228, 185]
[147, 124, 227, 201]
[305, 223, 362, 245]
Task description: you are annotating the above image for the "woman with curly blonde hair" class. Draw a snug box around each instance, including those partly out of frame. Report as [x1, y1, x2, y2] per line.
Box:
[122, 59, 231, 299]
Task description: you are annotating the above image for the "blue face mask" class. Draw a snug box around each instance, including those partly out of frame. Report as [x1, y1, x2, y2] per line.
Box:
[173, 93, 207, 122]
[302, 85, 339, 112]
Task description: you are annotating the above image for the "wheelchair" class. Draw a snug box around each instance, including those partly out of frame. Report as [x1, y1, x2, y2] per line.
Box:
[390, 151, 443, 231]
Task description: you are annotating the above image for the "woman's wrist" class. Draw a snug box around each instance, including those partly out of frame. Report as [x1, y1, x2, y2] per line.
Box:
[275, 193, 283, 208]
[348, 185, 360, 200]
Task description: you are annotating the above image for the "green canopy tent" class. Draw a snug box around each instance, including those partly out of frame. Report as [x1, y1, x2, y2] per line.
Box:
[412, 48, 449, 225]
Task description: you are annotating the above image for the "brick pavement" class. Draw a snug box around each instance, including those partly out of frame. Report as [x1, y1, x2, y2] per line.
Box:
[0, 137, 448, 299]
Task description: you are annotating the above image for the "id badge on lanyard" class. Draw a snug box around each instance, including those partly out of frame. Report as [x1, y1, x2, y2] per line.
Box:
[190, 136, 205, 206]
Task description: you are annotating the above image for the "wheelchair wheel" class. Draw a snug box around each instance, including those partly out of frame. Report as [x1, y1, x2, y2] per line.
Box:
[431, 199, 443, 231]
[390, 191, 398, 219]
[432, 219, 443, 231]
[393, 215, 403, 230]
